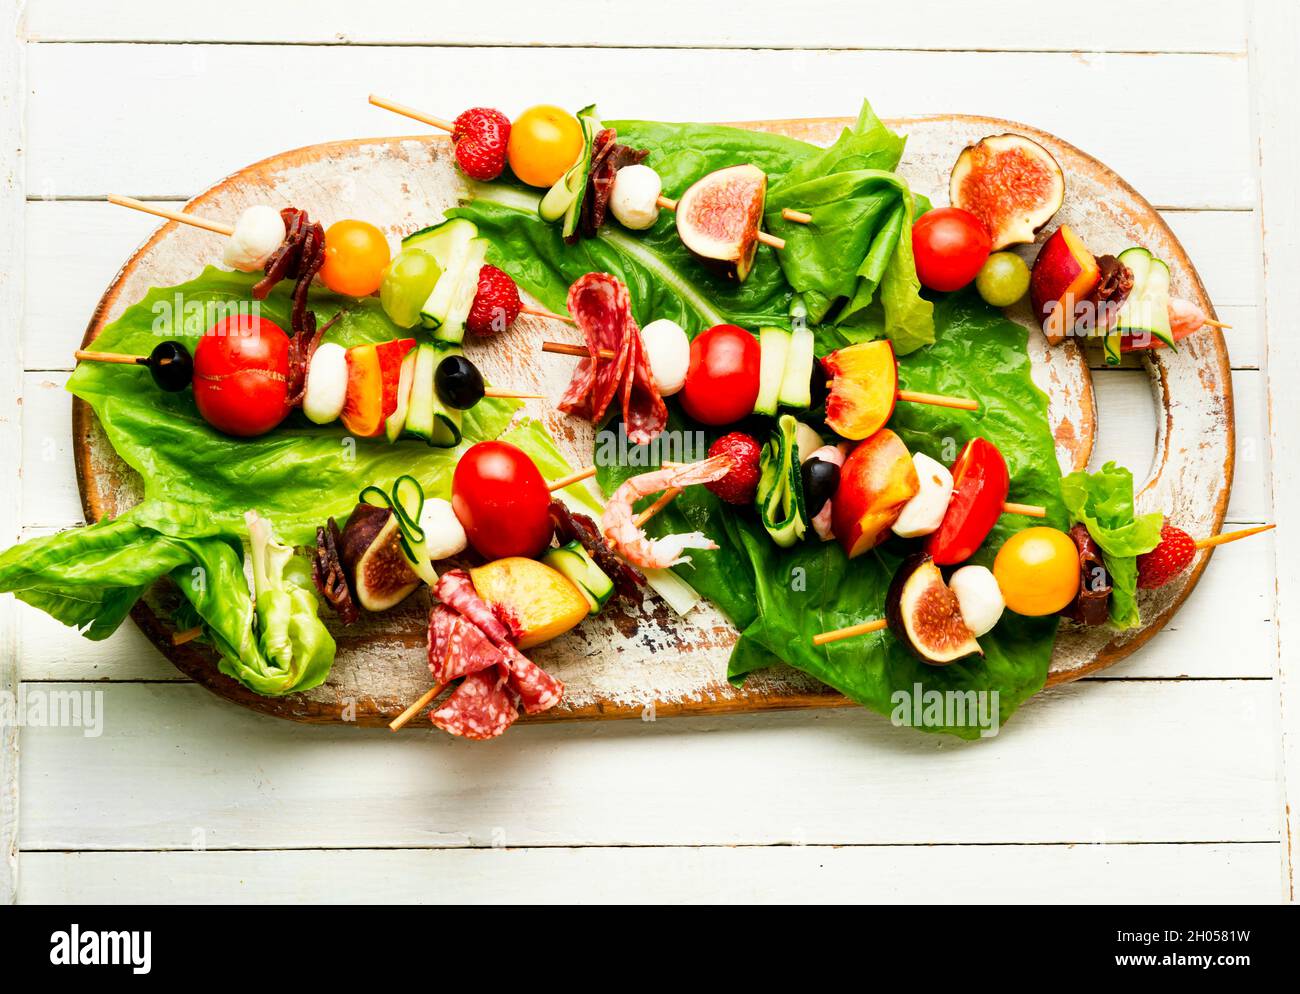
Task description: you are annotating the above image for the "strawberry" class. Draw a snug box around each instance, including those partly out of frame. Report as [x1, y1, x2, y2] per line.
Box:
[705, 432, 762, 506]
[451, 107, 510, 181]
[466, 265, 522, 337]
[1136, 524, 1197, 589]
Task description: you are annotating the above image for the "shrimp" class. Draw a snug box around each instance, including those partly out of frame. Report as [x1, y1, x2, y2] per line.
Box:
[601, 455, 733, 569]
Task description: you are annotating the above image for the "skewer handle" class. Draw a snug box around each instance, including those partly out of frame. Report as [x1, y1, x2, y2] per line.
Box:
[520, 305, 575, 324]
[813, 618, 888, 646]
[656, 195, 678, 212]
[107, 194, 234, 236]
[548, 465, 598, 491]
[1202, 319, 1232, 330]
[757, 231, 786, 250]
[483, 388, 543, 400]
[74, 349, 147, 366]
[1002, 502, 1047, 518]
[368, 94, 455, 133]
[172, 625, 203, 646]
[634, 488, 682, 528]
[389, 683, 447, 731]
[542, 341, 616, 360]
[1194, 522, 1274, 550]
[781, 208, 813, 224]
[896, 389, 980, 412]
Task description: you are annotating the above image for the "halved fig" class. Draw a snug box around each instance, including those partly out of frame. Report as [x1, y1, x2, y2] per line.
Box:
[885, 553, 982, 666]
[338, 503, 421, 613]
[950, 134, 1065, 251]
[675, 163, 766, 282]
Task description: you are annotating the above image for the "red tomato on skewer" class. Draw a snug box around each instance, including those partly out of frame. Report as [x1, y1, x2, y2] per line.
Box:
[193, 314, 292, 437]
[451, 441, 553, 560]
[680, 324, 761, 426]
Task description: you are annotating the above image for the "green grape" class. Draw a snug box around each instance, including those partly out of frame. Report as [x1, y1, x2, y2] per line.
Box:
[975, 252, 1031, 308]
[379, 249, 441, 328]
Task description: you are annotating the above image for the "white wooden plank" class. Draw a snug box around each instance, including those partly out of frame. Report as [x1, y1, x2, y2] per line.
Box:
[1248, 0, 1300, 903]
[17, 841, 1281, 904]
[0, 0, 25, 906]
[23, 45, 1254, 208]
[18, 598, 176, 682]
[17, 679, 1279, 850]
[21, 0, 1248, 52]
[24, 202, 1262, 371]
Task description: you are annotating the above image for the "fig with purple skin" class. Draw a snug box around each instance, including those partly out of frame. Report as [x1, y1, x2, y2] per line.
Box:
[885, 553, 983, 666]
[950, 133, 1065, 251]
[674, 164, 767, 282]
[338, 503, 421, 613]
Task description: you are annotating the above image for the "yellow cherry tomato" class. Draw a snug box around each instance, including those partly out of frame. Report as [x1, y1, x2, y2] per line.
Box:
[320, 219, 391, 297]
[507, 105, 584, 188]
[993, 526, 1080, 616]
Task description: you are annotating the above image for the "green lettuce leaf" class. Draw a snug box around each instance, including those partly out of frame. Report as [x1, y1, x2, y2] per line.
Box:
[1060, 462, 1163, 629]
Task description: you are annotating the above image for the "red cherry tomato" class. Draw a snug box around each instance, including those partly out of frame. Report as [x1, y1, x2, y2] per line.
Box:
[193, 314, 292, 437]
[912, 207, 992, 293]
[679, 324, 761, 426]
[451, 441, 553, 560]
[925, 437, 1010, 565]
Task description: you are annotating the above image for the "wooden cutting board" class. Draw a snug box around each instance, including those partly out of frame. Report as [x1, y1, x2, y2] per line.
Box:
[72, 115, 1234, 727]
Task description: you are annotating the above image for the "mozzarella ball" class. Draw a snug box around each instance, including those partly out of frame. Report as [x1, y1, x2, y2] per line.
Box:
[302, 343, 348, 425]
[222, 205, 286, 273]
[949, 565, 1005, 637]
[641, 318, 690, 395]
[610, 164, 662, 230]
[892, 452, 954, 538]
[419, 497, 468, 561]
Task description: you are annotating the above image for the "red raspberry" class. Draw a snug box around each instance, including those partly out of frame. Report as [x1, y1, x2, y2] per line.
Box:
[705, 432, 762, 506]
[451, 108, 510, 181]
[1136, 524, 1197, 589]
[466, 265, 522, 337]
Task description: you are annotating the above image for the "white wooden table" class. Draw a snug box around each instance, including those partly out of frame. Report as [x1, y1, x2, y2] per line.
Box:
[3, 0, 1297, 904]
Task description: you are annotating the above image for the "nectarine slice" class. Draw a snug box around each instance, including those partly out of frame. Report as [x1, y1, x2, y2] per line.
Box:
[823, 341, 898, 441]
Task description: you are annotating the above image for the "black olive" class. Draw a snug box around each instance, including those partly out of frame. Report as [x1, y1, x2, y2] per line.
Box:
[801, 456, 840, 516]
[434, 355, 485, 410]
[808, 357, 829, 409]
[147, 341, 194, 392]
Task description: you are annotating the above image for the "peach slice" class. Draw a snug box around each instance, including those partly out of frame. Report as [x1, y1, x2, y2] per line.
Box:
[832, 428, 919, 559]
[1029, 225, 1100, 345]
[823, 340, 898, 441]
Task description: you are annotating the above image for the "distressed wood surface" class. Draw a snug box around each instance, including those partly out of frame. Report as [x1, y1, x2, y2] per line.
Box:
[70, 117, 1232, 728]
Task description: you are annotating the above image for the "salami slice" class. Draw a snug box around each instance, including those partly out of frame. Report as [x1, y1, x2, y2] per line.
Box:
[499, 645, 564, 715]
[559, 273, 666, 444]
[429, 605, 507, 684]
[430, 667, 518, 740]
[435, 570, 513, 646]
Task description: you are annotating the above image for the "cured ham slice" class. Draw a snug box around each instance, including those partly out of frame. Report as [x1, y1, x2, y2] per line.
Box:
[558, 273, 667, 445]
[430, 667, 518, 741]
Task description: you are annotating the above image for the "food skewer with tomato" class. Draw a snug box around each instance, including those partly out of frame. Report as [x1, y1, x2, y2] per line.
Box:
[811, 522, 1274, 657]
[369, 95, 810, 280]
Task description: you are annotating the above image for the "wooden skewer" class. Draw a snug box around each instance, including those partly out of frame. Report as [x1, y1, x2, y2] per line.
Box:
[108, 194, 234, 236]
[521, 305, 575, 324]
[75, 349, 148, 366]
[1002, 502, 1046, 518]
[389, 683, 448, 732]
[483, 388, 543, 400]
[813, 618, 887, 646]
[654, 195, 787, 250]
[634, 488, 682, 528]
[896, 389, 979, 412]
[1194, 522, 1274, 550]
[368, 94, 455, 133]
[172, 626, 203, 646]
[1202, 318, 1231, 330]
[548, 465, 598, 491]
[542, 341, 607, 360]
[781, 208, 813, 224]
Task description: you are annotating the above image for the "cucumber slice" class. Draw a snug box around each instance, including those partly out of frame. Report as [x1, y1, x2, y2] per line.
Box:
[754, 327, 791, 415]
[401, 218, 477, 259]
[778, 326, 815, 408]
[755, 414, 809, 547]
[384, 349, 418, 443]
[561, 105, 602, 239]
[542, 541, 614, 614]
[418, 231, 479, 334]
[403, 343, 438, 442]
[1111, 246, 1174, 362]
[433, 238, 489, 345]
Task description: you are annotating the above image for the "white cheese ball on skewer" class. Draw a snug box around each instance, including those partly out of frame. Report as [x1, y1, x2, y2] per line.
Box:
[892, 452, 954, 538]
[223, 205, 287, 272]
[641, 318, 690, 395]
[948, 565, 1005, 637]
[302, 343, 348, 425]
[610, 164, 662, 230]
